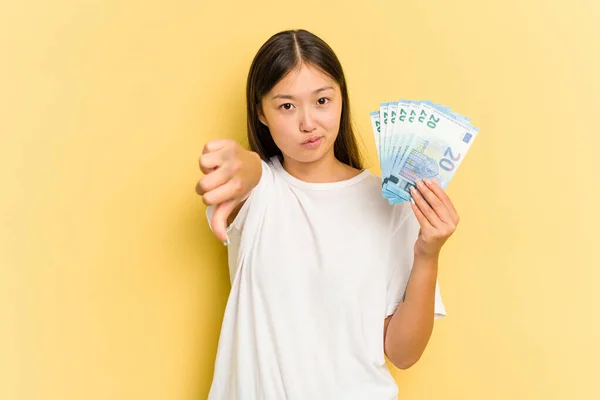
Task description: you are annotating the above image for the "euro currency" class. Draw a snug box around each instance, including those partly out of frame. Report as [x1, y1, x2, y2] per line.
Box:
[370, 100, 479, 204]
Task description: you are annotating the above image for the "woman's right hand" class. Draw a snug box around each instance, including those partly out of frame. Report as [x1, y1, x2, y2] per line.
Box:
[195, 139, 262, 243]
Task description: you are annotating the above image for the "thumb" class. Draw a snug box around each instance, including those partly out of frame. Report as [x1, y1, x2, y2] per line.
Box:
[211, 199, 237, 244]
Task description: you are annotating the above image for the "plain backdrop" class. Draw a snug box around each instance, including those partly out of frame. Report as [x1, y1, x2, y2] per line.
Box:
[1, 0, 598, 399]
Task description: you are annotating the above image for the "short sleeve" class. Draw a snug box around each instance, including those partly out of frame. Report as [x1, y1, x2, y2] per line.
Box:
[385, 204, 447, 320]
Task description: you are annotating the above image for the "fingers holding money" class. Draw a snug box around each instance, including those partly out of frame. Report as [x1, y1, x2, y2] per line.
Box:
[410, 180, 453, 228]
[422, 178, 459, 225]
[409, 190, 434, 231]
[409, 179, 460, 258]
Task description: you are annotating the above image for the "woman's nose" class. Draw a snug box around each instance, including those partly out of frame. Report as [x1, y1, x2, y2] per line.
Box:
[299, 109, 317, 133]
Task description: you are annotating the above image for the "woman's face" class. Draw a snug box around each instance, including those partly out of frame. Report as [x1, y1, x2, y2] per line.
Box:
[259, 63, 342, 165]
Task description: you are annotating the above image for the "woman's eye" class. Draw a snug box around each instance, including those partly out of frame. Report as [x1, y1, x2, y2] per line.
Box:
[280, 103, 293, 110]
[317, 97, 329, 105]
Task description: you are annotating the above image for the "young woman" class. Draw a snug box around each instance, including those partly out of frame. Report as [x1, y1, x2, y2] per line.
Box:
[196, 29, 458, 400]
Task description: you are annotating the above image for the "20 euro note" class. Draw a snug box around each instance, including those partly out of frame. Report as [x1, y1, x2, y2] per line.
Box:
[372, 103, 398, 199]
[384, 102, 399, 176]
[383, 100, 433, 202]
[382, 100, 423, 202]
[384, 101, 410, 180]
[385, 102, 479, 202]
[378, 102, 390, 166]
[381, 99, 410, 199]
[394, 100, 472, 177]
[393, 100, 422, 177]
[369, 111, 382, 167]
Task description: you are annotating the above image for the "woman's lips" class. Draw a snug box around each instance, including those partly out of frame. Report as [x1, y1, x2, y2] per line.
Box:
[301, 136, 323, 148]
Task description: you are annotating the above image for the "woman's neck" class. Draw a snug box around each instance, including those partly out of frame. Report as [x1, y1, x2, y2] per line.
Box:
[281, 153, 361, 183]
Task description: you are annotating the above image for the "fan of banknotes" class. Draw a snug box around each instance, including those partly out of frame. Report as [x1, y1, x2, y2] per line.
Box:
[369, 100, 479, 204]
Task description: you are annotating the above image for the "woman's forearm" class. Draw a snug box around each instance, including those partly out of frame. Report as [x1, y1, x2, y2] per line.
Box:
[384, 254, 439, 369]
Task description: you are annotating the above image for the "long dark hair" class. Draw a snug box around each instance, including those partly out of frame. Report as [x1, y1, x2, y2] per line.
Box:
[246, 29, 364, 170]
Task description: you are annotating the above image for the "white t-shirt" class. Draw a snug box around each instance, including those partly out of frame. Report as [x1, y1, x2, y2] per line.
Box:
[205, 156, 446, 400]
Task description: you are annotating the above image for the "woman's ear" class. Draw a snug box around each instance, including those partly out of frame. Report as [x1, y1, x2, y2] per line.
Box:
[257, 106, 268, 127]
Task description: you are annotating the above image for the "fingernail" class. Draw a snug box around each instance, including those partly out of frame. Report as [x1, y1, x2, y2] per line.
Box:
[423, 178, 432, 185]
[416, 180, 424, 187]
[222, 234, 230, 246]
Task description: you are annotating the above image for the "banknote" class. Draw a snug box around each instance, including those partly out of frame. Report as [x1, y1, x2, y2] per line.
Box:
[370, 100, 479, 204]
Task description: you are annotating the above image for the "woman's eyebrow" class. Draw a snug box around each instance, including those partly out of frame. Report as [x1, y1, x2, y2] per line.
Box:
[271, 86, 334, 100]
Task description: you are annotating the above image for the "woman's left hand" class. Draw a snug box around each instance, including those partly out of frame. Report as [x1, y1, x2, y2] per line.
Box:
[409, 178, 460, 260]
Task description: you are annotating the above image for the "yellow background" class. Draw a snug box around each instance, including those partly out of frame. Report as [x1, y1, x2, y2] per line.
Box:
[1, 0, 598, 399]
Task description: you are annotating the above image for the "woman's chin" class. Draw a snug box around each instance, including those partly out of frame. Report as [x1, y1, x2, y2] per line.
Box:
[293, 146, 334, 164]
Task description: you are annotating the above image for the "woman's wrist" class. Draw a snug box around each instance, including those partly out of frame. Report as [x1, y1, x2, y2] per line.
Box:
[413, 251, 440, 271]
